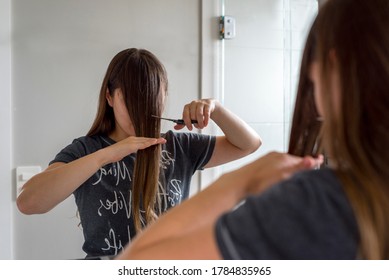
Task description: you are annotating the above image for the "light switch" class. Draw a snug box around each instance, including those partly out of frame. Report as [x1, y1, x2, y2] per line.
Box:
[16, 166, 42, 196]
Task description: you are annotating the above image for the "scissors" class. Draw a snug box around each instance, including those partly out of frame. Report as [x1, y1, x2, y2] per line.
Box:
[151, 115, 198, 125]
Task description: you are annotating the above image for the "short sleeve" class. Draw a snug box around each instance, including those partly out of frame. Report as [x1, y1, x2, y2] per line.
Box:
[49, 138, 88, 165]
[164, 131, 216, 172]
[214, 169, 358, 260]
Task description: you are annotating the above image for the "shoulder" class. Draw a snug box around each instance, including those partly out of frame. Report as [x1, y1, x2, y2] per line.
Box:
[50, 135, 113, 164]
[161, 130, 216, 171]
[216, 168, 358, 259]
[162, 130, 216, 148]
[289, 168, 342, 188]
[253, 169, 352, 221]
[71, 135, 113, 148]
[264, 168, 345, 204]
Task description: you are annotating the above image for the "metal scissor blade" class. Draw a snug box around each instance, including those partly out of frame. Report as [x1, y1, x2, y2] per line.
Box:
[151, 115, 197, 124]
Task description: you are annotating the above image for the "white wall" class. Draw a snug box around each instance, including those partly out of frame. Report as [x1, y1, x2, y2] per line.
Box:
[11, 0, 202, 259]
[2, 0, 317, 259]
[218, 0, 317, 173]
[0, 0, 12, 260]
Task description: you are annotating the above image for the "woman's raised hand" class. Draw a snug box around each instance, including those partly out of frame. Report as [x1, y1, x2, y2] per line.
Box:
[175, 98, 218, 131]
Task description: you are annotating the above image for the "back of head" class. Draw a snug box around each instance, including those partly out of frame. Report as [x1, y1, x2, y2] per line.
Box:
[314, 0, 389, 259]
[288, 18, 321, 157]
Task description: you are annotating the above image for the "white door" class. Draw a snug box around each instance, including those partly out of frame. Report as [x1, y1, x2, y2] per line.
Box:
[214, 0, 318, 175]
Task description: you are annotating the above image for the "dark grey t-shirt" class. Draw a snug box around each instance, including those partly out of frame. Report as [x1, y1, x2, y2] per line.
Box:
[50, 130, 215, 257]
[215, 168, 359, 259]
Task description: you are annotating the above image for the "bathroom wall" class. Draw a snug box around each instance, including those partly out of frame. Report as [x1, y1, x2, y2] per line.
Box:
[218, 0, 317, 173]
[0, 0, 12, 260]
[11, 0, 203, 259]
[1, 0, 317, 259]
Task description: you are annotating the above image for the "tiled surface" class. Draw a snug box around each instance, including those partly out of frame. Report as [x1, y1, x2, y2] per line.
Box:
[224, 47, 284, 123]
[219, 123, 285, 174]
[225, 0, 283, 49]
[221, 0, 317, 177]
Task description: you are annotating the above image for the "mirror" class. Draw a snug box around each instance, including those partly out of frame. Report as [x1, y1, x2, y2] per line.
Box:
[2, 0, 317, 259]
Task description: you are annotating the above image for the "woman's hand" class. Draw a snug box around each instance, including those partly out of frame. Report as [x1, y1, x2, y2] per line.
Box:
[103, 136, 167, 164]
[174, 98, 218, 131]
[224, 152, 324, 198]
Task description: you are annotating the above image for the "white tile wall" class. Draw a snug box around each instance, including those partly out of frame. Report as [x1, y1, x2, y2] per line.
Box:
[224, 47, 284, 123]
[220, 123, 285, 173]
[219, 0, 317, 174]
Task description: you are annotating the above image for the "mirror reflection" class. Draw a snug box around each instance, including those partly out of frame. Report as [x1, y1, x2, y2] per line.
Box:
[2, 0, 317, 259]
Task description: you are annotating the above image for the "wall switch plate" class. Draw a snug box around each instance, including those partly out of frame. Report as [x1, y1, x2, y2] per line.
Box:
[16, 166, 42, 196]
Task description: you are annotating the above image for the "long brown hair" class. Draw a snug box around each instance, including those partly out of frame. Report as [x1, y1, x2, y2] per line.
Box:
[314, 0, 389, 259]
[87, 48, 168, 233]
[288, 19, 322, 157]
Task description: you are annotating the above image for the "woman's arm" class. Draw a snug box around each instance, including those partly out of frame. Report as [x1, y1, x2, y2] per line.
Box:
[116, 152, 323, 259]
[17, 137, 166, 214]
[175, 99, 262, 168]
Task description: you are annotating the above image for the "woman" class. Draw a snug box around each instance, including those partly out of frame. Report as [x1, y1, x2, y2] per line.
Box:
[117, 0, 389, 259]
[17, 48, 261, 257]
